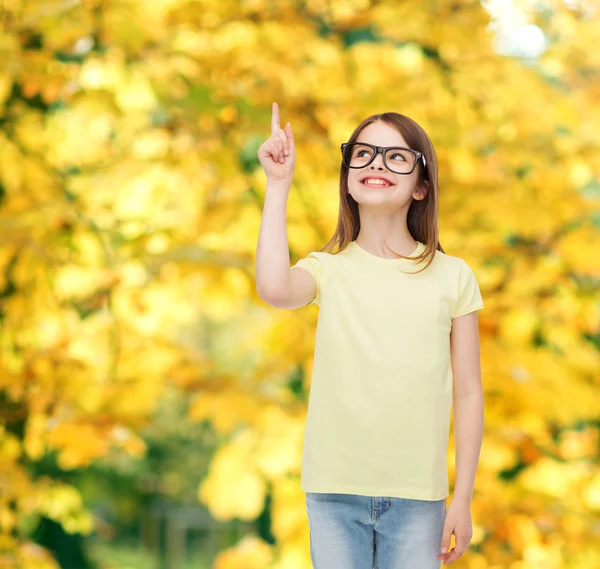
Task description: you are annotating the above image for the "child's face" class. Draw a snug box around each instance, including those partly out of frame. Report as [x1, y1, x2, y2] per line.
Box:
[346, 121, 426, 207]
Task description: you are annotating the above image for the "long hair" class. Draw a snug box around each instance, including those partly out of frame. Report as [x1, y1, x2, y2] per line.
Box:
[319, 112, 444, 273]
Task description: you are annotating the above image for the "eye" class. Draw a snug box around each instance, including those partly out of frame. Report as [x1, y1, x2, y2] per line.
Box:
[357, 150, 370, 157]
[390, 152, 407, 161]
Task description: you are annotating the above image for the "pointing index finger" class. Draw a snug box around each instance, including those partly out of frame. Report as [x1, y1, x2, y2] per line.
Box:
[271, 102, 280, 135]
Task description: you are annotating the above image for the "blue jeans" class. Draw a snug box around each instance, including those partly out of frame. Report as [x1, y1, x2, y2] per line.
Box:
[306, 492, 447, 569]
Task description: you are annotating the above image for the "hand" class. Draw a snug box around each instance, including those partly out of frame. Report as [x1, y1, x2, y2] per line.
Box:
[437, 499, 473, 565]
[257, 102, 296, 185]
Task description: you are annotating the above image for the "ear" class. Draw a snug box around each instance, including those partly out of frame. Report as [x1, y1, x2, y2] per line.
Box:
[413, 179, 429, 200]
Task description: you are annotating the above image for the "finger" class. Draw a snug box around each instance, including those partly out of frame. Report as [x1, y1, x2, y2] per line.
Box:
[277, 127, 290, 155]
[442, 547, 460, 565]
[271, 102, 280, 136]
[269, 142, 280, 163]
[439, 531, 451, 556]
[258, 141, 272, 159]
[271, 138, 284, 162]
[277, 139, 286, 163]
[284, 121, 294, 153]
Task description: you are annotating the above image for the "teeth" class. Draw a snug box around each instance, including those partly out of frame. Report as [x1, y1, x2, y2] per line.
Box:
[363, 179, 390, 185]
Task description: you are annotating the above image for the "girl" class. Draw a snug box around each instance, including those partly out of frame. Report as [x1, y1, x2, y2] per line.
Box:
[256, 102, 484, 569]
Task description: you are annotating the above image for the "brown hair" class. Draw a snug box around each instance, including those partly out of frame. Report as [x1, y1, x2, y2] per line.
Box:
[319, 112, 445, 273]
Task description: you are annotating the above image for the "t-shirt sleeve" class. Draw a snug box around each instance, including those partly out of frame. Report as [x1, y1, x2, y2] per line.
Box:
[453, 259, 484, 318]
[290, 252, 324, 306]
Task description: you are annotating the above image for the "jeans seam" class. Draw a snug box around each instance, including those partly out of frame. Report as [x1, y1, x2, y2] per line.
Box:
[373, 529, 378, 569]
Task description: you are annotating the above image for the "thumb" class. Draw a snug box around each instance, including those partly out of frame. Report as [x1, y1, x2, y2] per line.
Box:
[440, 529, 452, 554]
[284, 121, 295, 152]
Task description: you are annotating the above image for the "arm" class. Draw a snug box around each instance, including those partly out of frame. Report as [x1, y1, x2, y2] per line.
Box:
[438, 310, 483, 565]
[450, 309, 484, 503]
[255, 102, 316, 309]
[256, 183, 317, 309]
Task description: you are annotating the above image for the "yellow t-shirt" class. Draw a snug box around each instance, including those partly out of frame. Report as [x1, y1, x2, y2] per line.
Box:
[290, 240, 484, 500]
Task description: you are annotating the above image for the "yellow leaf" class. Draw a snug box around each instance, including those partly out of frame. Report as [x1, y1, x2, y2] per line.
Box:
[213, 535, 274, 569]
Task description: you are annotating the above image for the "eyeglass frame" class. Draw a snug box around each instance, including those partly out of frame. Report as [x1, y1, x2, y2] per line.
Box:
[340, 142, 427, 176]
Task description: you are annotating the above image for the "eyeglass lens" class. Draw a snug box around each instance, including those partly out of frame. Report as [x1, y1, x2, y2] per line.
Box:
[342, 143, 417, 174]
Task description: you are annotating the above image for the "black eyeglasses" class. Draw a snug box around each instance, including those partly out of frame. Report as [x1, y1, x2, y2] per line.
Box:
[340, 142, 427, 175]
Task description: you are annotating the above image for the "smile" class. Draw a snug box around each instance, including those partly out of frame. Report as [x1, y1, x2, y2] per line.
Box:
[361, 178, 393, 187]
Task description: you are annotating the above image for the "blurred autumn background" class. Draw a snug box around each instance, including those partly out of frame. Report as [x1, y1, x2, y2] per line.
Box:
[0, 0, 599, 568]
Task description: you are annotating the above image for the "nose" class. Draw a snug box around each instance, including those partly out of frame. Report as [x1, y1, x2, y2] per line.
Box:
[370, 149, 387, 170]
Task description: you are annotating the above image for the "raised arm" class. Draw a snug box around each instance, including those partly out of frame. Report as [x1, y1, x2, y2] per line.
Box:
[255, 102, 317, 309]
